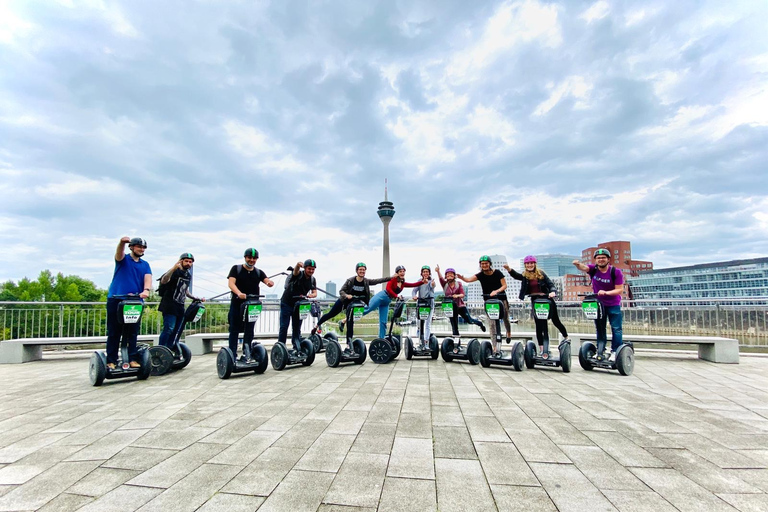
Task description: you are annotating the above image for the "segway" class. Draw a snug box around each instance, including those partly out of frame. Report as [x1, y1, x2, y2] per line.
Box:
[404, 298, 439, 360]
[478, 296, 524, 371]
[308, 301, 337, 355]
[523, 295, 571, 372]
[271, 297, 316, 371]
[216, 295, 269, 379]
[578, 294, 634, 376]
[325, 299, 367, 367]
[149, 299, 203, 376]
[440, 299, 480, 364]
[89, 295, 152, 386]
[369, 297, 405, 364]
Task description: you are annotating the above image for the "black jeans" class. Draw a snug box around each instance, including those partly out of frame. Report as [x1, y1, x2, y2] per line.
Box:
[317, 298, 345, 327]
[448, 303, 484, 336]
[106, 298, 139, 365]
[228, 300, 256, 356]
[530, 298, 568, 348]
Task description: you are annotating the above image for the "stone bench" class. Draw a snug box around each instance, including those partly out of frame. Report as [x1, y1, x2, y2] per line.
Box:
[0, 335, 160, 364]
[185, 332, 274, 355]
[570, 333, 739, 364]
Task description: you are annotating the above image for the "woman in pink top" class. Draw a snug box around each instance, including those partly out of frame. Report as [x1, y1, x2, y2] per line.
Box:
[436, 265, 486, 336]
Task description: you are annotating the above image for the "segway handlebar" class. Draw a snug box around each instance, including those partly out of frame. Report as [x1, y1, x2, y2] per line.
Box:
[245, 294, 265, 299]
[111, 293, 142, 301]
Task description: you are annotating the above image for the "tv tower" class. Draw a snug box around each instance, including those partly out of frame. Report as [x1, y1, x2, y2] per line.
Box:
[377, 179, 395, 289]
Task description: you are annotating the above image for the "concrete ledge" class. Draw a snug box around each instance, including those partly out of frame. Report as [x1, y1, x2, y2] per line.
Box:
[571, 333, 739, 364]
[0, 335, 159, 364]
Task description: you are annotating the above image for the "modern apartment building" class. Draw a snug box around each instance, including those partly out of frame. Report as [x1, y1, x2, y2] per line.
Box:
[324, 281, 337, 300]
[628, 257, 768, 301]
[520, 253, 579, 278]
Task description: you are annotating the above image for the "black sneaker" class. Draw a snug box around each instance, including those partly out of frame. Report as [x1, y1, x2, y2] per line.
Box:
[239, 355, 247, 363]
[338, 320, 345, 333]
[479, 323, 486, 332]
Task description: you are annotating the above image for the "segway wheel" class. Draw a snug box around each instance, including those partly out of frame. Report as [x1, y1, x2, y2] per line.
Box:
[370, 338, 393, 364]
[252, 343, 268, 374]
[352, 338, 367, 364]
[512, 342, 525, 372]
[309, 333, 323, 354]
[560, 342, 572, 373]
[271, 343, 288, 371]
[89, 352, 106, 386]
[441, 338, 454, 362]
[216, 348, 234, 379]
[324, 331, 338, 343]
[579, 342, 596, 371]
[135, 349, 151, 381]
[467, 339, 481, 365]
[429, 334, 439, 360]
[392, 334, 401, 359]
[326, 340, 341, 368]
[149, 346, 174, 376]
[524, 341, 536, 369]
[300, 338, 315, 366]
[177, 342, 192, 369]
[404, 336, 414, 360]
[479, 341, 493, 368]
[616, 345, 634, 376]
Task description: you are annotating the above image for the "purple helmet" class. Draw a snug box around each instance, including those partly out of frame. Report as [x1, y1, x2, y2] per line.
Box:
[445, 267, 456, 276]
[524, 255, 537, 264]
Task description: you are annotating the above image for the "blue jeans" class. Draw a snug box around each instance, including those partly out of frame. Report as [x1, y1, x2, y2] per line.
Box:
[594, 305, 623, 352]
[106, 298, 139, 365]
[364, 291, 392, 338]
[278, 301, 302, 349]
[158, 313, 184, 349]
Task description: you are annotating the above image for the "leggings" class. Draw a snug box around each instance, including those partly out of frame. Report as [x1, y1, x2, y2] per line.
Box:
[317, 298, 345, 327]
[531, 298, 568, 348]
[448, 303, 484, 336]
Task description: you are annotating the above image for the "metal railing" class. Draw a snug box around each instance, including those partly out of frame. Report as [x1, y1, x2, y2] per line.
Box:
[1, 298, 767, 347]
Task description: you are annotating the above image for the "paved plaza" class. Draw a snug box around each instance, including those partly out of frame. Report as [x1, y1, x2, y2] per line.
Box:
[0, 348, 767, 512]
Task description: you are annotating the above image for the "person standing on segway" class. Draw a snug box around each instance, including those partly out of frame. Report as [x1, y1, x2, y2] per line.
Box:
[411, 266, 437, 348]
[312, 262, 391, 335]
[436, 265, 486, 335]
[158, 253, 204, 352]
[573, 248, 625, 360]
[503, 256, 569, 358]
[105, 237, 152, 370]
[457, 255, 511, 355]
[355, 265, 426, 339]
[228, 248, 274, 361]
[278, 259, 318, 350]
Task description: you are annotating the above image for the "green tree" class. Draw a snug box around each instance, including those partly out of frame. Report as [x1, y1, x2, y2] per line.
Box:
[0, 271, 106, 302]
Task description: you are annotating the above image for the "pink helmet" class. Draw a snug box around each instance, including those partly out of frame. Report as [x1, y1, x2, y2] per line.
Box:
[445, 267, 456, 276]
[524, 255, 537, 264]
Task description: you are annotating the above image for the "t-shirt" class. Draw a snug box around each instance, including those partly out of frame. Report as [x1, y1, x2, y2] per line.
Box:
[349, 279, 367, 298]
[528, 279, 541, 296]
[228, 265, 267, 299]
[159, 268, 191, 316]
[412, 279, 436, 300]
[281, 270, 317, 305]
[108, 256, 152, 298]
[588, 264, 624, 307]
[474, 270, 507, 300]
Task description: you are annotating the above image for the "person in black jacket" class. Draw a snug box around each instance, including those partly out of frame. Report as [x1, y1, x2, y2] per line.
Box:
[311, 262, 391, 335]
[504, 256, 569, 357]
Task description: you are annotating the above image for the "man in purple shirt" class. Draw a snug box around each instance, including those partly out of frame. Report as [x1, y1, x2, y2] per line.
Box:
[573, 248, 624, 359]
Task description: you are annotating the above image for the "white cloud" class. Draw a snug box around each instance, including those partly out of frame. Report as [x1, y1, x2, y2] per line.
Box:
[533, 76, 593, 116]
[222, 120, 308, 173]
[580, 1, 610, 23]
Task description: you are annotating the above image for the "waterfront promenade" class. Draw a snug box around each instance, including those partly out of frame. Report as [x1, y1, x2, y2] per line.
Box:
[0, 349, 767, 511]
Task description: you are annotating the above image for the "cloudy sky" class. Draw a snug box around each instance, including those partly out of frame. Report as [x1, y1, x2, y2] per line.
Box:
[1, 0, 767, 297]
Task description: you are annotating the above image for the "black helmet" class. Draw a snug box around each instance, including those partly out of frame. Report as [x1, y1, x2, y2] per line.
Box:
[244, 248, 259, 258]
[356, 262, 367, 270]
[593, 248, 611, 259]
[395, 265, 406, 273]
[179, 252, 194, 262]
[129, 237, 147, 248]
[479, 255, 492, 264]
[304, 259, 316, 268]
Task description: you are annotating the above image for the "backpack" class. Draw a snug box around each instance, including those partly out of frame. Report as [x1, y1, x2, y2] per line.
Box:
[156, 277, 168, 297]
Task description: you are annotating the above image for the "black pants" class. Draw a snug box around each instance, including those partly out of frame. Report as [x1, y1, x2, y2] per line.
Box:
[448, 303, 484, 336]
[228, 300, 255, 356]
[106, 298, 139, 365]
[317, 298, 345, 327]
[531, 298, 568, 347]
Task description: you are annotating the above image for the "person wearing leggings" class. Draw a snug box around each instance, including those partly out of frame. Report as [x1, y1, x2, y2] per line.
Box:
[436, 265, 485, 336]
[504, 256, 569, 357]
[312, 262, 390, 336]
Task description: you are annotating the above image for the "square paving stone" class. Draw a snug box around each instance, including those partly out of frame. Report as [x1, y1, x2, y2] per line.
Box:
[0, 460, 100, 511]
[257, 469, 335, 512]
[75, 484, 163, 512]
[66, 467, 140, 497]
[395, 413, 432, 439]
[662, 433, 765, 469]
[532, 417, 594, 446]
[0, 432, 70, 464]
[194, 492, 266, 512]
[716, 492, 768, 512]
[601, 490, 679, 512]
[323, 452, 388, 508]
[530, 462, 617, 512]
[435, 458, 495, 512]
[101, 446, 176, 471]
[131, 426, 217, 451]
[465, 416, 509, 443]
[431, 406, 465, 427]
[325, 410, 368, 436]
[135, 463, 242, 512]
[490, 484, 557, 512]
[506, 428, 571, 464]
[387, 437, 434, 480]
[66, 428, 149, 462]
[584, 431, 667, 468]
[127, 442, 228, 489]
[378, 476, 436, 512]
[37, 492, 94, 512]
[560, 445, 649, 491]
[648, 447, 758, 493]
[350, 422, 396, 455]
[295, 433, 355, 473]
[475, 442, 539, 486]
[366, 402, 401, 424]
[208, 429, 282, 466]
[0, 444, 81, 485]
[433, 426, 477, 459]
[630, 467, 740, 512]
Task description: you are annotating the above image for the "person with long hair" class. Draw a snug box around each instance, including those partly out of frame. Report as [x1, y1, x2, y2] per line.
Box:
[435, 265, 485, 337]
